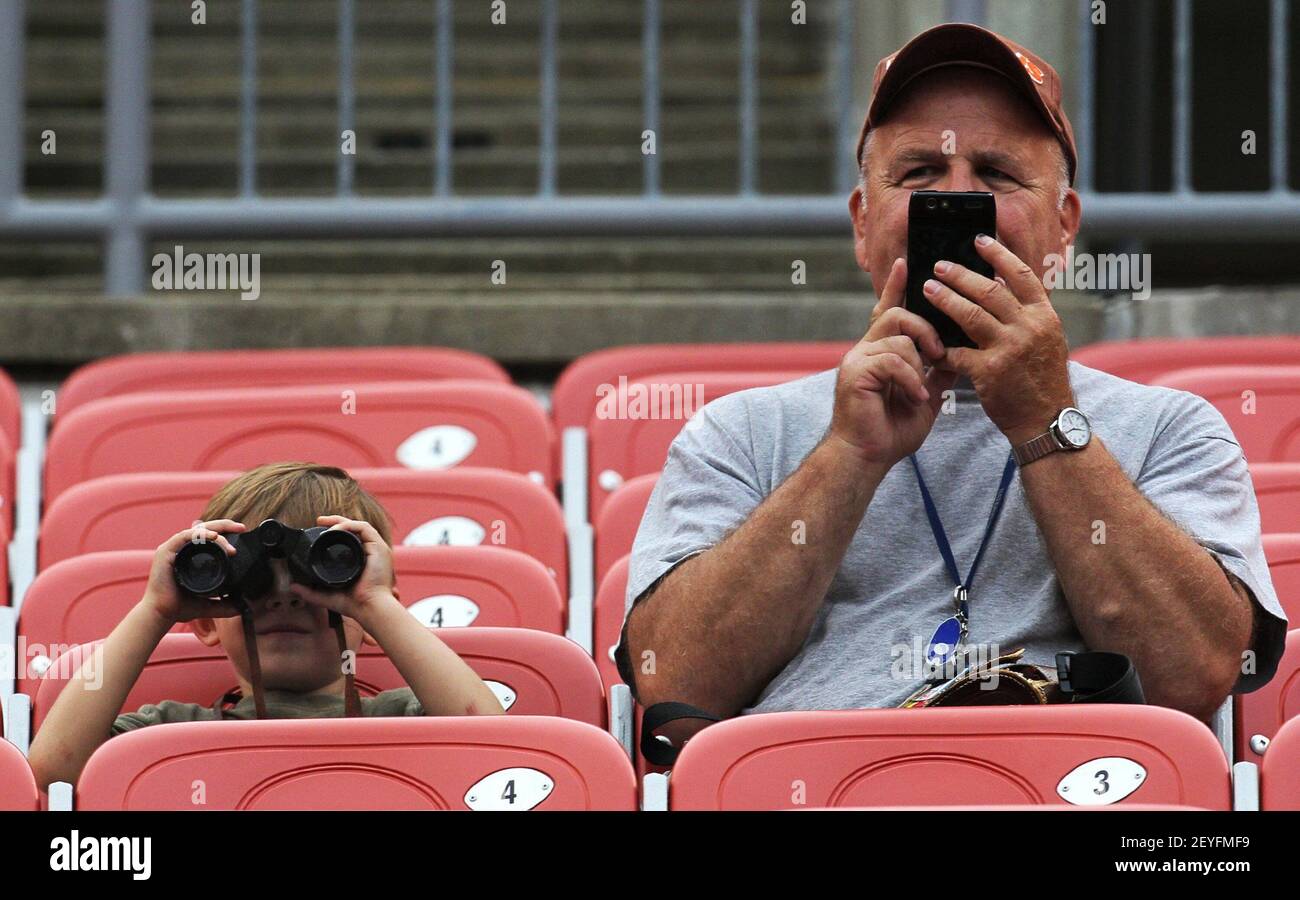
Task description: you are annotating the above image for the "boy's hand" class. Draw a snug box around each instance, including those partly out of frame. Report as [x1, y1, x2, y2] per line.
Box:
[141, 520, 248, 625]
[288, 516, 398, 624]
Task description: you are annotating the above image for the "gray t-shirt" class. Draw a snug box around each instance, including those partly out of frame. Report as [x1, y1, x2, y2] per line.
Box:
[617, 362, 1288, 713]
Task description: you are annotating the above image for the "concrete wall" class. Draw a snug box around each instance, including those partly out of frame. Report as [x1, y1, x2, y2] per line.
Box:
[3, 286, 1295, 367]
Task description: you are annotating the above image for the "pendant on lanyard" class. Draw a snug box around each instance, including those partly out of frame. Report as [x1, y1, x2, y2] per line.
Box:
[910, 452, 1017, 670]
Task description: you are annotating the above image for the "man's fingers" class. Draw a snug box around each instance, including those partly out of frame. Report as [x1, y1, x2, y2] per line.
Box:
[932, 259, 1020, 323]
[868, 334, 926, 379]
[866, 257, 907, 331]
[940, 346, 980, 377]
[866, 306, 945, 361]
[974, 234, 1047, 304]
[923, 279, 1000, 346]
[863, 352, 929, 405]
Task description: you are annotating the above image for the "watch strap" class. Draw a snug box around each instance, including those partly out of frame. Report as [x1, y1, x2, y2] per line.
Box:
[1012, 430, 1061, 466]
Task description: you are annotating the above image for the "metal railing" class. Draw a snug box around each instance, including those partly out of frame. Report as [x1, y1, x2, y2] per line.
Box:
[0, 0, 1297, 296]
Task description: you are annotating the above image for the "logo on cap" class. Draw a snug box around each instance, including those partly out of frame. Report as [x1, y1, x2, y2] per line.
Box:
[1015, 51, 1046, 85]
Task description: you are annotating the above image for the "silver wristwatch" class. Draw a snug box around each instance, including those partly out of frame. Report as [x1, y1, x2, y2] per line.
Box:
[1012, 407, 1092, 466]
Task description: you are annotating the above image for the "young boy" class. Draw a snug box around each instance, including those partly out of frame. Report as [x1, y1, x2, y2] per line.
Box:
[29, 462, 505, 791]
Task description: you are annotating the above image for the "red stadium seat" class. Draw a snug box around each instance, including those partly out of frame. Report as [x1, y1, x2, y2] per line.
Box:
[665, 706, 1230, 810]
[589, 556, 664, 781]
[39, 468, 568, 593]
[0, 365, 19, 453]
[587, 370, 814, 518]
[0, 737, 39, 810]
[1150, 366, 1300, 462]
[797, 804, 1208, 811]
[0, 517, 8, 606]
[387, 546, 565, 633]
[33, 627, 606, 732]
[594, 555, 630, 691]
[1264, 533, 1300, 621]
[1071, 335, 1300, 384]
[0, 365, 16, 530]
[1261, 714, 1300, 810]
[594, 473, 657, 586]
[552, 342, 848, 432]
[1254, 463, 1300, 533]
[56, 346, 509, 422]
[75, 716, 636, 810]
[1235, 629, 1300, 766]
[44, 380, 556, 503]
[15, 551, 161, 695]
[0, 431, 14, 531]
[16, 546, 565, 695]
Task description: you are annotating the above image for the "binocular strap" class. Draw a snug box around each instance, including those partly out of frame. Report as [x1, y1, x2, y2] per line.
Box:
[331, 611, 362, 718]
[240, 608, 269, 719]
[232, 609, 360, 720]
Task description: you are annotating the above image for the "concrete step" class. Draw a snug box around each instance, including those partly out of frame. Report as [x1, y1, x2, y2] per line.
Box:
[30, 0, 826, 30]
[0, 269, 868, 295]
[0, 237, 863, 283]
[29, 37, 826, 80]
[21, 148, 837, 195]
[0, 288, 879, 366]
[26, 71, 828, 105]
[24, 108, 825, 151]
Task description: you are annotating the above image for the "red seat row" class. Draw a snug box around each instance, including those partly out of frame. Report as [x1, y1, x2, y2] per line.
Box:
[6, 705, 1300, 810]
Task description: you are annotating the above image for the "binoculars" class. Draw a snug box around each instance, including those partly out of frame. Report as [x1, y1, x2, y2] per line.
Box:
[173, 518, 364, 601]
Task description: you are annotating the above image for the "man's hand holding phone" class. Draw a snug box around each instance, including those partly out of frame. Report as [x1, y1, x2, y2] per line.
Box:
[924, 234, 1075, 446]
[828, 256, 958, 471]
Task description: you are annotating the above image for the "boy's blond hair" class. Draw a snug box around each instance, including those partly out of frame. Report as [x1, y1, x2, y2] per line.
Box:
[201, 462, 394, 546]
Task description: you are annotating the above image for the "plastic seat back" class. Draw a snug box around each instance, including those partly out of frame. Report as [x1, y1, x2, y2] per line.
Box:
[667, 706, 1231, 810]
[552, 342, 847, 432]
[1071, 336, 1300, 384]
[57, 346, 509, 420]
[1152, 366, 1300, 462]
[587, 370, 813, 517]
[45, 380, 555, 503]
[594, 473, 657, 586]
[75, 716, 636, 810]
[1261, 714, 1300, 810]
[39, 468, 568, 594]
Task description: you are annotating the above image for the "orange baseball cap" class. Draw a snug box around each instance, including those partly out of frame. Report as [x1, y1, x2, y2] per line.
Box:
[856, 23, 1078, 185]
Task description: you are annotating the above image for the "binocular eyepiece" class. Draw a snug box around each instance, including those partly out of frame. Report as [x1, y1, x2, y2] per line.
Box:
[173, 518, 364, 601]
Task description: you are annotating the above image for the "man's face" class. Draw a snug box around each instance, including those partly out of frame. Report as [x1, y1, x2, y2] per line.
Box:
[192, 558, 364, 695]
[850, 67, 1081, 301]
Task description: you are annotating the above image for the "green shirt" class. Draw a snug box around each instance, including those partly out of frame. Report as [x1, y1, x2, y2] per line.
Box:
[111, 687, 424, 735]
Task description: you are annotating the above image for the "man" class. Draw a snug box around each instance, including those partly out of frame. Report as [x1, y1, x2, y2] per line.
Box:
[615, 24, 1287, 727]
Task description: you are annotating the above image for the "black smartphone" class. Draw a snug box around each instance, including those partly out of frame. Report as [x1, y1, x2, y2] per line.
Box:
[906, 190, 997, 349]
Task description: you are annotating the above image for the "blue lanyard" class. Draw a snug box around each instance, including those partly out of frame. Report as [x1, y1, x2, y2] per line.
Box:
[908, 450, 1018, 599]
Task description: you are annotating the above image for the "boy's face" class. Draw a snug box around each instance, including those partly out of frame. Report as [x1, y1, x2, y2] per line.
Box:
[191, 558, 364, 695]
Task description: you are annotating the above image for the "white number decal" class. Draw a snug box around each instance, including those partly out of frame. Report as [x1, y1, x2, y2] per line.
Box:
[1056, 757, 1146, 806]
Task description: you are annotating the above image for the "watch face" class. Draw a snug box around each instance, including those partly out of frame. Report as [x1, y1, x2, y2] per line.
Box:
[1057, 408, 1091, 448]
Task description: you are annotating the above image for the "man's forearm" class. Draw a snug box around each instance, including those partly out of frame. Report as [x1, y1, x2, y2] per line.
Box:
[1016, 437, 1253, 719]
[626, 435, 887, 716]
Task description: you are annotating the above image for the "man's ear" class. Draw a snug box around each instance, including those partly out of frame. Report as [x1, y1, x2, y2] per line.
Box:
[190, 618, 222, 648]
[849, 183, 873, 274]
[1057, 188, 1083, 259]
